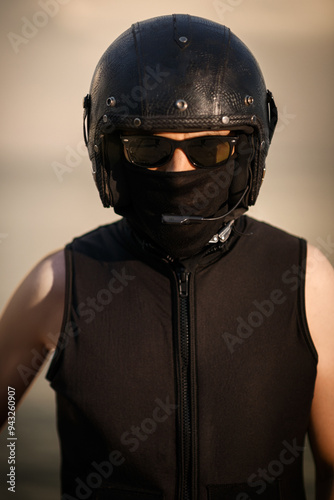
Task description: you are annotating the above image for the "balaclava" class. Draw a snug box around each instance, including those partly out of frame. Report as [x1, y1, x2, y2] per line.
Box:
[122, 136, 252, 258]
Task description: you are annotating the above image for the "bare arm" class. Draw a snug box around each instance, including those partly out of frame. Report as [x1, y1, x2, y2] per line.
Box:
[0, 250, 65, 430]
[306, 244, 334, 499]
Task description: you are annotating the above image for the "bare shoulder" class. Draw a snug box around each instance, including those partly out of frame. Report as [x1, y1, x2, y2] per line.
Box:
[0, 249, 66, 350]
[0, 250, 66, 424]
[305, 243, 334, 348]
[305, 243, 334, 478]
[30, 249, 66, 345]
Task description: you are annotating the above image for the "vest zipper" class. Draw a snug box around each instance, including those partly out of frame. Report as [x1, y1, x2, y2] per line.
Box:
[177, 269, 192, 500]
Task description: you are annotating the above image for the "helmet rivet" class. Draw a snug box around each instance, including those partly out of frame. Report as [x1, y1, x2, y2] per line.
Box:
[179, 36, 188, 44]
[222, 116, 230, 125]
[260, 140, 266, 150]
[175, 99, 188, 111]
[94, 144, 99, 153]
[106, 97, 116, 107]
[251, 115, 257, 123]
[262, 167, 266, 183]
[103, 115, 108, 123]
[245, 95, 254, 106]
[133, 117, 142, 127]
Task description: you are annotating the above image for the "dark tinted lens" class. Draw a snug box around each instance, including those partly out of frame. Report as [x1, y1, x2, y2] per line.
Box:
[128, 137, 172, 167]
[187, 137, 231, 167]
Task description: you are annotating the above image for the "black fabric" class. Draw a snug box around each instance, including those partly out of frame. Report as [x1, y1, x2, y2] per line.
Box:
[207, 481, 281, 500]
[93, 486, 164, 500]
[47, 216, 317, 500]
[123, 158, 244, 258]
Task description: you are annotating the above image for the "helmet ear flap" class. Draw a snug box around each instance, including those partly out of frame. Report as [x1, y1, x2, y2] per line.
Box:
[98, 134, 131, 213]
[92, 134, 113, 208]
[228, 134, 254, 213]
[266, 90, 278, 144]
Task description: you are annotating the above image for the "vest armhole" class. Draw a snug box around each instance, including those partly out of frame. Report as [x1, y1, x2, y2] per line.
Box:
[298, 238, 318, 363]
[46, 245, 74, 383]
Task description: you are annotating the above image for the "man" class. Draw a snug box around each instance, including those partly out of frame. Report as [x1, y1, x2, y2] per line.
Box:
[0, 14, 333, 500]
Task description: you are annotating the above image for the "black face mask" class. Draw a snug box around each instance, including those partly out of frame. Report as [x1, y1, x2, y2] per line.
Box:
[123, 158, 242, 259]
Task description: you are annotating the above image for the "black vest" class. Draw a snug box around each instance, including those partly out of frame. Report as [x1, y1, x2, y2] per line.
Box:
[47, 216, 317, 500]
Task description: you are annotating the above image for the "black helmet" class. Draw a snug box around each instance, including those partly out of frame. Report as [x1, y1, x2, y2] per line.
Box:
[83, 14, 277, 214]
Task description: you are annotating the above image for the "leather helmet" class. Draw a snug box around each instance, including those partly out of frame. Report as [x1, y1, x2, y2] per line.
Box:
[83, 14, 277, 214]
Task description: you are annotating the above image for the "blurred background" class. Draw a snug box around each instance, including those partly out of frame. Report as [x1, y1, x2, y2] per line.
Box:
[0, 0, 333, 498]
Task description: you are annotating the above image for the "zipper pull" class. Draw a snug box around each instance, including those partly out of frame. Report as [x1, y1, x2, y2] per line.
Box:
[178, 270, 190, 297]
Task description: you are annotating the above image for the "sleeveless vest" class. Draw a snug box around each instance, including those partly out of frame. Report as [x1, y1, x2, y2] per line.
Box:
[46, 216, 317, 500]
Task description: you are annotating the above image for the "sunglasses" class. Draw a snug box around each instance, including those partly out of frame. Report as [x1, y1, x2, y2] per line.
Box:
[120, 134, 239, 169]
